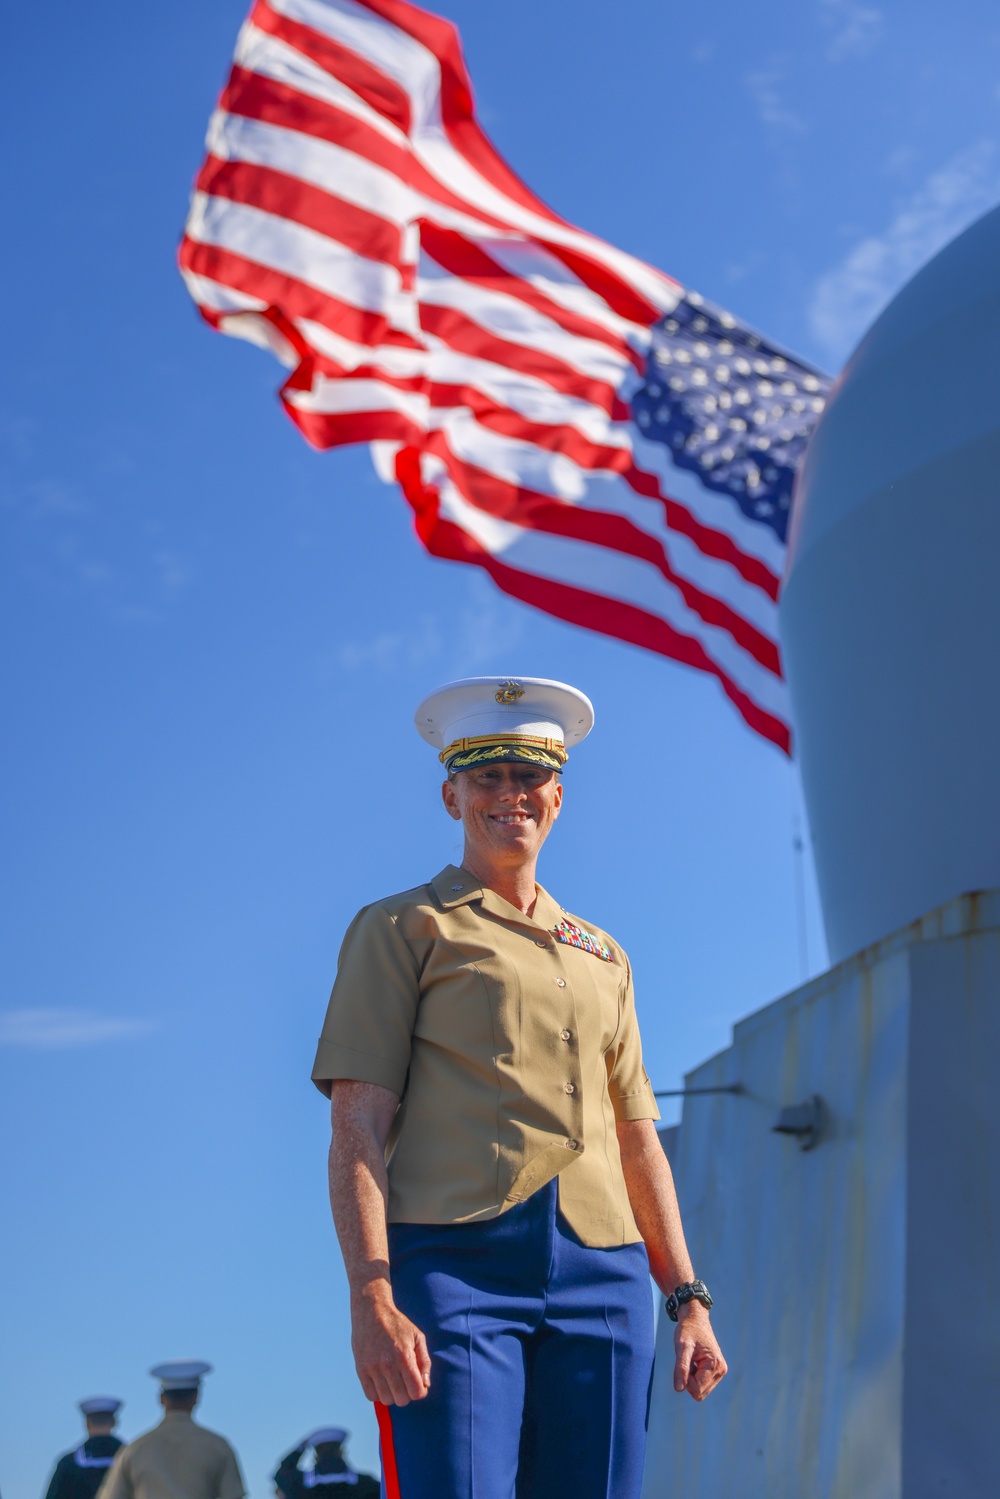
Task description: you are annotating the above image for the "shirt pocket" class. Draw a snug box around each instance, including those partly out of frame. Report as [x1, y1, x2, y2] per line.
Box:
[560, 944, 624, 1051]
[411, 933, 507, 1063]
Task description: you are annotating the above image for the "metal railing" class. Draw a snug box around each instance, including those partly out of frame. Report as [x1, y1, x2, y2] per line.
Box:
[652, 1084, 743, 1099]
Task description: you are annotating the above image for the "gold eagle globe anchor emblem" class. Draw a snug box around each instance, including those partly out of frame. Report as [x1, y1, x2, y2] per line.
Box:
[495, 680, 525, 705]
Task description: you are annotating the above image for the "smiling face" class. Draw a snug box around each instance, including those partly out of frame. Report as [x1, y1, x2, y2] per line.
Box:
[442, 761, 563, 873]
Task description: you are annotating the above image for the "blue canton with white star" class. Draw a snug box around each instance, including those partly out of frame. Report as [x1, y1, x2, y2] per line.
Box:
[630, 292, 832, 544]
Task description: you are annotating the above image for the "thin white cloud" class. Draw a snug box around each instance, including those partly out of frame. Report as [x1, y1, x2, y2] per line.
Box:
[21, 477, 88, 520]
[336, 615, 443, 672]
[821, 0, 883, 63]
[883, 145, 918, 177]
[152, 549, 194, 598]
[745, 61, 806, 136]
[334, 573, 527, 677]
[448, 575, 528, 673]
[6, 464, 193, 619]
[0, 1008, 157, 1050]
[809, 140, 1000, 361]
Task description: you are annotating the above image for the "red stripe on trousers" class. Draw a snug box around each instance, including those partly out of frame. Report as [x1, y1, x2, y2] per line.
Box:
[375, 1403, 402, 1499]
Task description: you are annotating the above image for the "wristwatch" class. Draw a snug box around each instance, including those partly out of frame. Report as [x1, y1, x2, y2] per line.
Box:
[664, 1279, 713, 1322]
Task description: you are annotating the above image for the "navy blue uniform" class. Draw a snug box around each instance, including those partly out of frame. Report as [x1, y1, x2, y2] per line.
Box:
[274, 1444, 378, 1499]
[44, 1437, 123, 1499]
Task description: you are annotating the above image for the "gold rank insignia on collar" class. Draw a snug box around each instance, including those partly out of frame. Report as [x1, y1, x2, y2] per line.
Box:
[553, 919, 614, 962]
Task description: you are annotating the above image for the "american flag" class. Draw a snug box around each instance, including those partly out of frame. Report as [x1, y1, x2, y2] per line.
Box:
[179, 0, 831, 753]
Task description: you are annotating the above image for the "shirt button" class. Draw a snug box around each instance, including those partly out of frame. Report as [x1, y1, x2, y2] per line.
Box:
[566, 1138, 580, 1150]
[555, 977, 566, 988]
[535, 939, 547, 948]
[564, 1082, 575, 1094]
[560, 1029, 572, 1041]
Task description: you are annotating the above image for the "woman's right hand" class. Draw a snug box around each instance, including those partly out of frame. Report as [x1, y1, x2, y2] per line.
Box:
[351, 1284, 432, 1405]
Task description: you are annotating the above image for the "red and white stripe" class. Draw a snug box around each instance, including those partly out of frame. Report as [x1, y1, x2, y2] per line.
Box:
[180, 0, 791, 752]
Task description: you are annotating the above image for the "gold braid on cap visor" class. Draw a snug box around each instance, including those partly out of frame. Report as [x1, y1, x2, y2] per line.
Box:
[441, 734, 568, 773]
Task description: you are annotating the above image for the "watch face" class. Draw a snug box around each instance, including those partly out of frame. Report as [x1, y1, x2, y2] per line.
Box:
[667, 1281, 713, 1320]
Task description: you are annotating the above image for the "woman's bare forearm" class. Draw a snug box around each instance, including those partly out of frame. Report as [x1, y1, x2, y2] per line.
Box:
[616, 1117, 694, 1295]
[617, 1117, 728, 1401]
[328, 1080, 432, 1405]
[328, 1080, 399, 1305]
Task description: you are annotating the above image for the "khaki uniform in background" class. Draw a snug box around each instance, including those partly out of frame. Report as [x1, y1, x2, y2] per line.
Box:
[97, 1412, 245, 1499]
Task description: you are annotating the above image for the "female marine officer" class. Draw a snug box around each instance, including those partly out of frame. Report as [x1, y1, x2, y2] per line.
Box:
[312, 676, 726, 1499]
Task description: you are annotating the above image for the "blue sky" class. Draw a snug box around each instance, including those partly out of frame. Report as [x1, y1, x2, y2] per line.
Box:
[2, 0, 998, 1491]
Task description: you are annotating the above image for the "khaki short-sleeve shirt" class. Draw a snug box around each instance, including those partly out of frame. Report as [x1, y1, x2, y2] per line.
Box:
[312, 865, 659, 1248]
[97, 1415, 245, 1499]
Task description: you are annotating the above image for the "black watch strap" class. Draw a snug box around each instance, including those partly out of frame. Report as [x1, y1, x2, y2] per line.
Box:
[664, 1279, 713, 1322]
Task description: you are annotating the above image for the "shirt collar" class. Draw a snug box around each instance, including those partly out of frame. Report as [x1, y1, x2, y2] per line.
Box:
[524, 884, 566, 932]
[431, 865, 482, 909]
[431, 865, 565, 933]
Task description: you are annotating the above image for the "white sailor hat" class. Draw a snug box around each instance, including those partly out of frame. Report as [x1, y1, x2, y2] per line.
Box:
[149, 1360, 213, 1390]
[79, 1398, 122, 1417]
[303, 1428, 348, 1447]
[415, 676, 594, 774]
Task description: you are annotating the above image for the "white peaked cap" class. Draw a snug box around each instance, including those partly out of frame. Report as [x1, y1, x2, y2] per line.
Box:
[304, 1428, 348, 1447]
[79, 1398, 122, 1416]
[149, 1360, 213, 1389]
[415, 676, 594, 771]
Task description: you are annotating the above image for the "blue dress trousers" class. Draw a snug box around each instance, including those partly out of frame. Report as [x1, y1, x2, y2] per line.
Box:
[382, 1178, 656, 1499]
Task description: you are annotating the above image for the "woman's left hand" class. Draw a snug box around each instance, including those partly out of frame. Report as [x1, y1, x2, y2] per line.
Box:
[672, 1304, 728, 1401]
